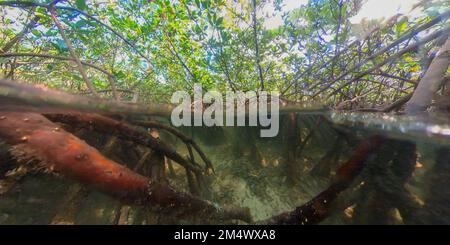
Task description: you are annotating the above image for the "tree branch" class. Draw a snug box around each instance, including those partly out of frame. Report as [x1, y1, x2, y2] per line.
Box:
[0, 15, 40, 54]
[322, 26, 450, 98]
[0, 1, 153, 66]
[251, 0, 264, 90]
[49, 7, 99, 97]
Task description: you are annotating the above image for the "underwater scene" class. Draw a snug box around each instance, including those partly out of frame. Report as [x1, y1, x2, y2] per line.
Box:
[0, 0, 449, 226]
[0, 106, 449, 225]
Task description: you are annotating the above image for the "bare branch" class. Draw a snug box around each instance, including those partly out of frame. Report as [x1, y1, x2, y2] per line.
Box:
[49, 7, 99, 97]
[322, 26, 450, 98]
[0, 15, 39, 54]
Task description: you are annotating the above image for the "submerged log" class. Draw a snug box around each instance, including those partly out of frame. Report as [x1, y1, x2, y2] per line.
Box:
[0, 112, 251, 223]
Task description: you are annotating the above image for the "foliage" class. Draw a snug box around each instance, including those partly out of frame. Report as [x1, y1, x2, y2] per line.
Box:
[0, 0, 448, 107]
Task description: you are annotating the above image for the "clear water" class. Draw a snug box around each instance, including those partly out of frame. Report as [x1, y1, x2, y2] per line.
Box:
[0, 110, 449, 224]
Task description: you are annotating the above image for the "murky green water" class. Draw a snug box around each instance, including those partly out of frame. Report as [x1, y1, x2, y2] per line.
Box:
[0, 111, 449, 224]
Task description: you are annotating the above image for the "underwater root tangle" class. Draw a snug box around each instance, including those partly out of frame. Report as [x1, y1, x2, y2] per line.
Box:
[259, 135, 384, 225]
[44, 112, 206, 175]
[0, 110, 385, 225]
[0, 112, 252, 223]
[44, 113, 212, 194]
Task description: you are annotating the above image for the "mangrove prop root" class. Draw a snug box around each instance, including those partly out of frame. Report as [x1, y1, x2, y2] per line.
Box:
[260, 135, 383, 225]
[0, 112, 252, 222]
[114, 149, 152, 225]
[135, 120, 214, 173]
[43, 112, 204, 175]
[46, 113, 206, 193]
[51, 135, 120, 225]
[50, 183, 90, 225]
[186, 143, 204, 195]
[0, 165, 31, 196]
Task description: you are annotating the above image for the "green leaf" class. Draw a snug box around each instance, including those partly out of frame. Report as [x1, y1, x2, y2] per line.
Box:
[76, 0, 87, 11]
[45, 29, 57, 36]
[31, 29, 41, 37]
[35, 12, 47, 19]
[75, 19, 89, 28]
[53, 38, 68, 52]
[194, 25, 202, 34]
[217, 16, 223, 26]
[396, 20, 408, 34]
[47, 63, 55, 70]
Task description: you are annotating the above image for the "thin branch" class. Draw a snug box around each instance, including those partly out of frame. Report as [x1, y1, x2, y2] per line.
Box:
[49, 7, 99, 97]
[368, 72, 418, 85]
[1, 52, 113, 78]
[354, 93, 413, 112]
[0, 1, 153, 66]
[0, 15, 40, 54]
[0, 52, 120, 100]
[251, 0, 264, 90]
[321, 26, 450, 98]
[310, 10, 450, 97]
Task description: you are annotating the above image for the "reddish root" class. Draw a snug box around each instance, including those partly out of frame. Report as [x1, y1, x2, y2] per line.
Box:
[0, 112, 251, 223]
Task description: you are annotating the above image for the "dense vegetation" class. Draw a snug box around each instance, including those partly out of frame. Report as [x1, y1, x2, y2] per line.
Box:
[1, 0, 449, 111]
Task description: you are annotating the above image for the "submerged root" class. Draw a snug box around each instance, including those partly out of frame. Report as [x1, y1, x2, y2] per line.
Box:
[44, 113, 204, 176]
[0, 165, 31, 195]
[0, 112, 252, 223]
[46, 112, 212, 197]
[51, 183, 90, 225]
[259, 135, 383, 225]
[135, 120, 214, 173]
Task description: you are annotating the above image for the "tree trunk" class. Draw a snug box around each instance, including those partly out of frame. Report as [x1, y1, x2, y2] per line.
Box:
[406, 37, 450, 113]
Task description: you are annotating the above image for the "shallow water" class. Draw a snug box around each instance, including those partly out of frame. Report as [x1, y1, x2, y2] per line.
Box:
[0, 110, 449, 224]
